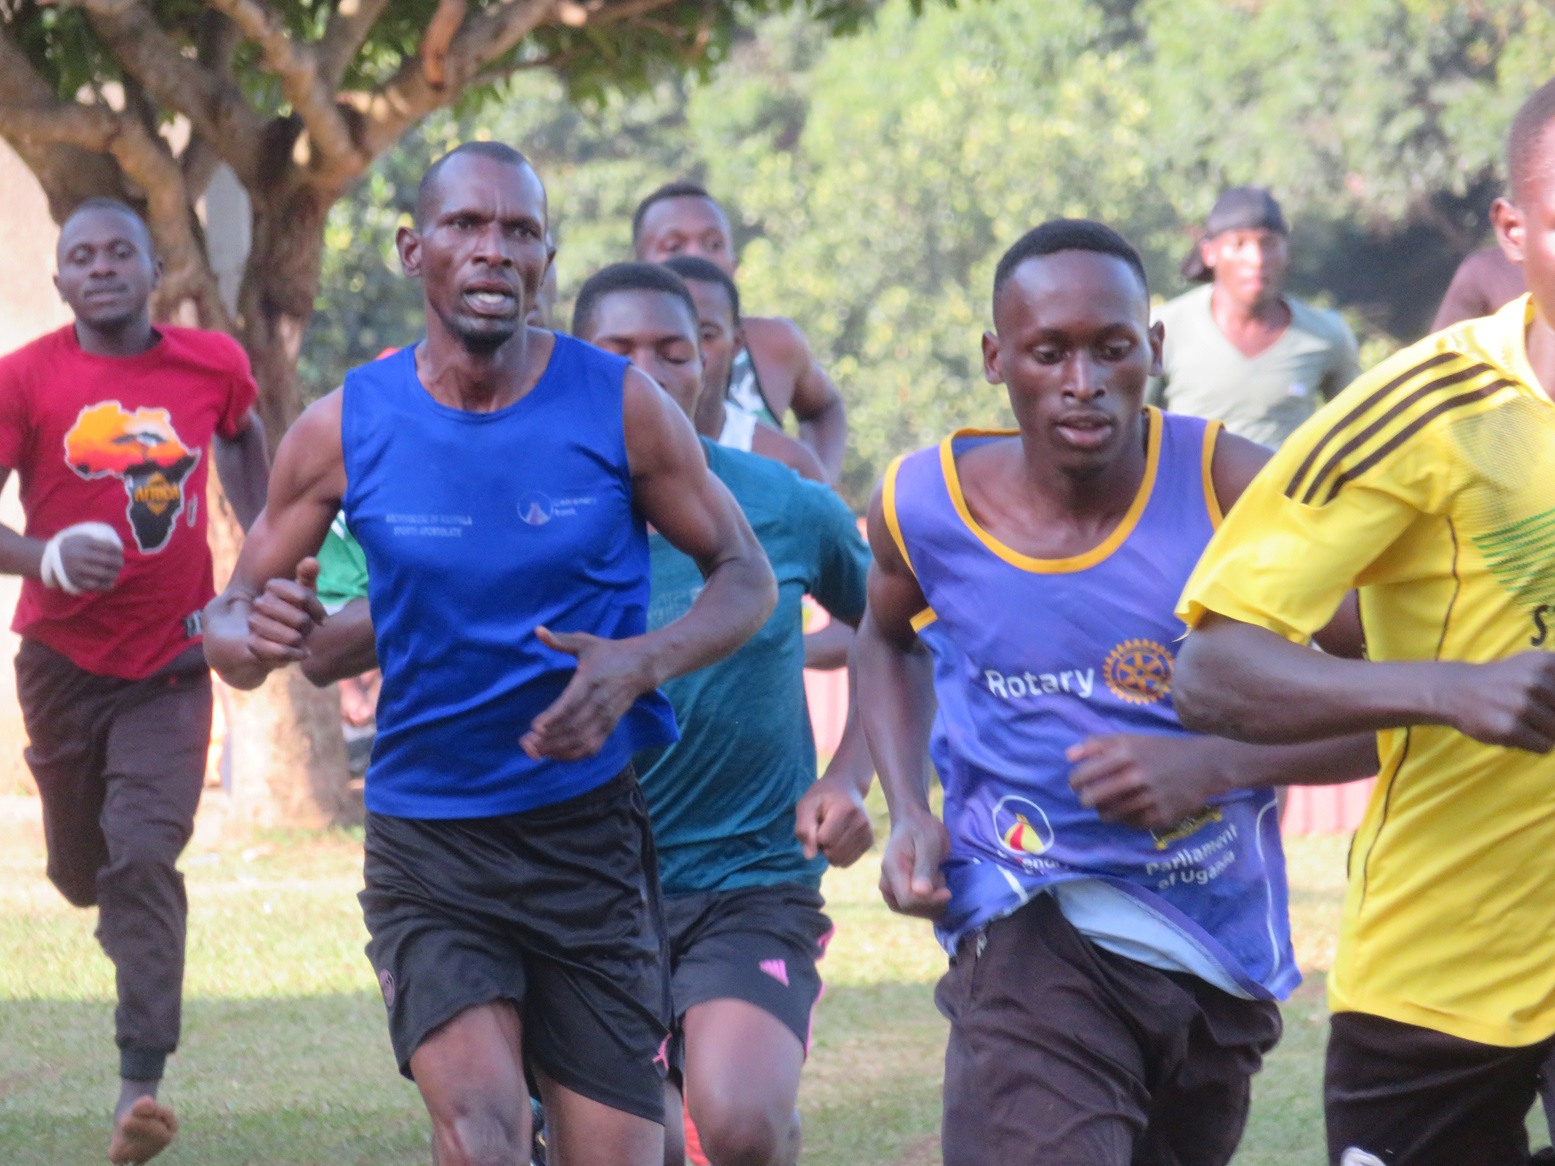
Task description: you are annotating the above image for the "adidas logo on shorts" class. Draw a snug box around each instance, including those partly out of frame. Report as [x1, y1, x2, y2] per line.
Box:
[1340, 1150, 1386, 1166]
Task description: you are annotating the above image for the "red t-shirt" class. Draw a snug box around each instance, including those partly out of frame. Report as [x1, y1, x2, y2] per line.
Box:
[0, 325, 258, 679]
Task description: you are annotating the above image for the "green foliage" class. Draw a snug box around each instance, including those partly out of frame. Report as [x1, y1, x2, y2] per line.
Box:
[5, 0, 870, 121]
[310, 0, 1555, 504]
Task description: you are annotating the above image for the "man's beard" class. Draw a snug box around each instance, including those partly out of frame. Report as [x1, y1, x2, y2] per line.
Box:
[446, 312, 519, 355]
[435, 298, 525, 354]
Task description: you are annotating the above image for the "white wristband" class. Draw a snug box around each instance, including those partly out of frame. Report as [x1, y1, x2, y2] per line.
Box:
[40, 522, 123, 595]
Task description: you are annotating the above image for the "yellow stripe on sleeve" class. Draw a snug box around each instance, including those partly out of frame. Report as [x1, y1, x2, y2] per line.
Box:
[881, 455, 917, 577]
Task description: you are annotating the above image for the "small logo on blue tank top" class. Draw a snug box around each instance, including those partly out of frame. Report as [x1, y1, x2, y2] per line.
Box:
[518, 491, 599, 526]
[519, 492, 555, 526]
[992, 795, 1055, 857]
[1102, 638, 1173, 705]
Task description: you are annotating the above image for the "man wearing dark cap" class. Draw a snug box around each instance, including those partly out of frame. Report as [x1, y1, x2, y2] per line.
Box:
[1149, 186, 1359, 448]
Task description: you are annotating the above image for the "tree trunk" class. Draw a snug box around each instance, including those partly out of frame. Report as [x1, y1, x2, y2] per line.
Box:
[240, 181, 337, 440]
[217, 177, 360, 828]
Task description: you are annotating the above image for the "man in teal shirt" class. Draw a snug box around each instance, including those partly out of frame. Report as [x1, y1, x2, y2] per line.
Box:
[304, 261, 873, 1166]
[571, 262, 873, 1166]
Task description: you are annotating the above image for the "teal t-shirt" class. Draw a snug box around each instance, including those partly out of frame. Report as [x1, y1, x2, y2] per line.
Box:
[640, 439, 869, 897]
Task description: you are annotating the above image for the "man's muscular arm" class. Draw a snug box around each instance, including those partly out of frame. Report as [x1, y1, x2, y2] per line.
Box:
[519, 366, 776, 761]
[795, 657, 875, 867]
[746, 317, 847, 484]
[300, 597, 378, 686]
[203, 394, 344, 689]
[213, 409, 270, 533]
[1175, 616, 1555, 752]
[1179, 421, 1555, 752]
[1069, 729, 1379, 831]
[856, 480, 949, 920]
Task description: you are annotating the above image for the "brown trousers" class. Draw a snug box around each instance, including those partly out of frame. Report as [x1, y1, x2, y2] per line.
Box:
[936, 893, 1281, 1166]
[16, 638, 210, 1082]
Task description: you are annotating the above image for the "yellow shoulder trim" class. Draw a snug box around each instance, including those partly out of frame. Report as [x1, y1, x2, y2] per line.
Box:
[1201, 419, 1225, 528]
[939, 409, 1162, 575]
[910, 608, 939, 632]
[881, 455, 916, 577]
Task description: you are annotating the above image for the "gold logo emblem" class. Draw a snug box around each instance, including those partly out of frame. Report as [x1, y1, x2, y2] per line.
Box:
[1103, 638, 1173, 704]
[132, 471, 180, 516]
[1151, 806, 1222, 850]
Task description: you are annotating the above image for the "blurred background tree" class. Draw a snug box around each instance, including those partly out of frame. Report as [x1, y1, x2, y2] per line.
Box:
[0, 0, 875, 824]
[308, 0, 1555, 504]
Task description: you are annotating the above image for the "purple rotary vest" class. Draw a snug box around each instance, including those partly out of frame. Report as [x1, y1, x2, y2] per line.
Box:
[887, 408, 1297, 1000]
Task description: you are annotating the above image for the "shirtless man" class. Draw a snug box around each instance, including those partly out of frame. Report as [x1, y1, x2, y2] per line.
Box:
[662, 255, 824, 483]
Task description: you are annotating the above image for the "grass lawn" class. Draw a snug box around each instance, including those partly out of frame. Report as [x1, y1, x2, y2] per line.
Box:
[0, 803, 1543, 1165]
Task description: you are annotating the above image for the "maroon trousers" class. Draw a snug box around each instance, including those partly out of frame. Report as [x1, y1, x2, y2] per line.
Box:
[16, 638, 210, 1082]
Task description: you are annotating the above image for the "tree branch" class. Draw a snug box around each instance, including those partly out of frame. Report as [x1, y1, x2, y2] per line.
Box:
[77, 0, 264, 186]
[421, 0, 467, 88]
[0, 101, 233, 331]
[345, 0, 556, 158]
[121, 73, 160, 138]
[468, 46, 583, 90]
[182, 132, 225, 201]
[199, 0, 365, 178]
[450, 0, 562, 75]
[319, 0, 393, 90]
[196, 8, 242, 83]
[0, 25, 128, 217]
[556, 0, 684, 30]
[342, 0, 681, 166]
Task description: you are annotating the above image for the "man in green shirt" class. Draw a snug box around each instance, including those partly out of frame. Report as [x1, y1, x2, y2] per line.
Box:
[1149, 186, 1359, 448]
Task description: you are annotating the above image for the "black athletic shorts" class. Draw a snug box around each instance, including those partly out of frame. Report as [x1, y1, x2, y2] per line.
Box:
[359, 768, 672, 1123]
[1325, 1009, 1553, 1166]
[663, 882, 832, 1075]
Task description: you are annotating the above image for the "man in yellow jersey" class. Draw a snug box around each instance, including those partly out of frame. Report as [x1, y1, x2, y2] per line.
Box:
[1173, 79, 1555, 1166]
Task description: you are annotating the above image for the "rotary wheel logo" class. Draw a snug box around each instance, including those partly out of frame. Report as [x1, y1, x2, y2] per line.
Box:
[1103, 638, 1173, 704]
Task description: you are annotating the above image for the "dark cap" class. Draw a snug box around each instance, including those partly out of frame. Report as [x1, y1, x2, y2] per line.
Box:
[1181, 186, 1289, 282]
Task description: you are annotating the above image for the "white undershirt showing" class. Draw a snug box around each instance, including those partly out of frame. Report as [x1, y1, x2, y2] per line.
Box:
[717, 406, 758, 453]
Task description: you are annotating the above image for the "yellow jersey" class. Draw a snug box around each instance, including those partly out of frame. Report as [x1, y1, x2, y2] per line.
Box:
[1178, 295, 1555, 1047]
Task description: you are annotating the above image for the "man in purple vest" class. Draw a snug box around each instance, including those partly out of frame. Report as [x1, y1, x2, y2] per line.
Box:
[203, 143, 776, 1166]
[856, 219, 1376, 1165]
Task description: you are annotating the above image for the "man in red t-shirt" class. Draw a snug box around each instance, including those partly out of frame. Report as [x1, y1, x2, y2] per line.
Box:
[0, 198, 268, 1165]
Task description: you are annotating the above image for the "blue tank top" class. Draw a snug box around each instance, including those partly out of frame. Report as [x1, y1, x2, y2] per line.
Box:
[341, 337, 678, 818]
[888, 408, 1296, 999]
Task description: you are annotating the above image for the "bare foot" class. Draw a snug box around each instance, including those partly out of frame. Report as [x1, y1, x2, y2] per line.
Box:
[108, 1095, 178, 1164]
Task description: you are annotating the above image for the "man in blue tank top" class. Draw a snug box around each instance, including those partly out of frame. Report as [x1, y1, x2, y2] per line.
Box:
[294, 259, 874, 1166]
[855, 219, 1376, 1166]
[569, 262, 874, 1166]
[203, 143, 777, 1166]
